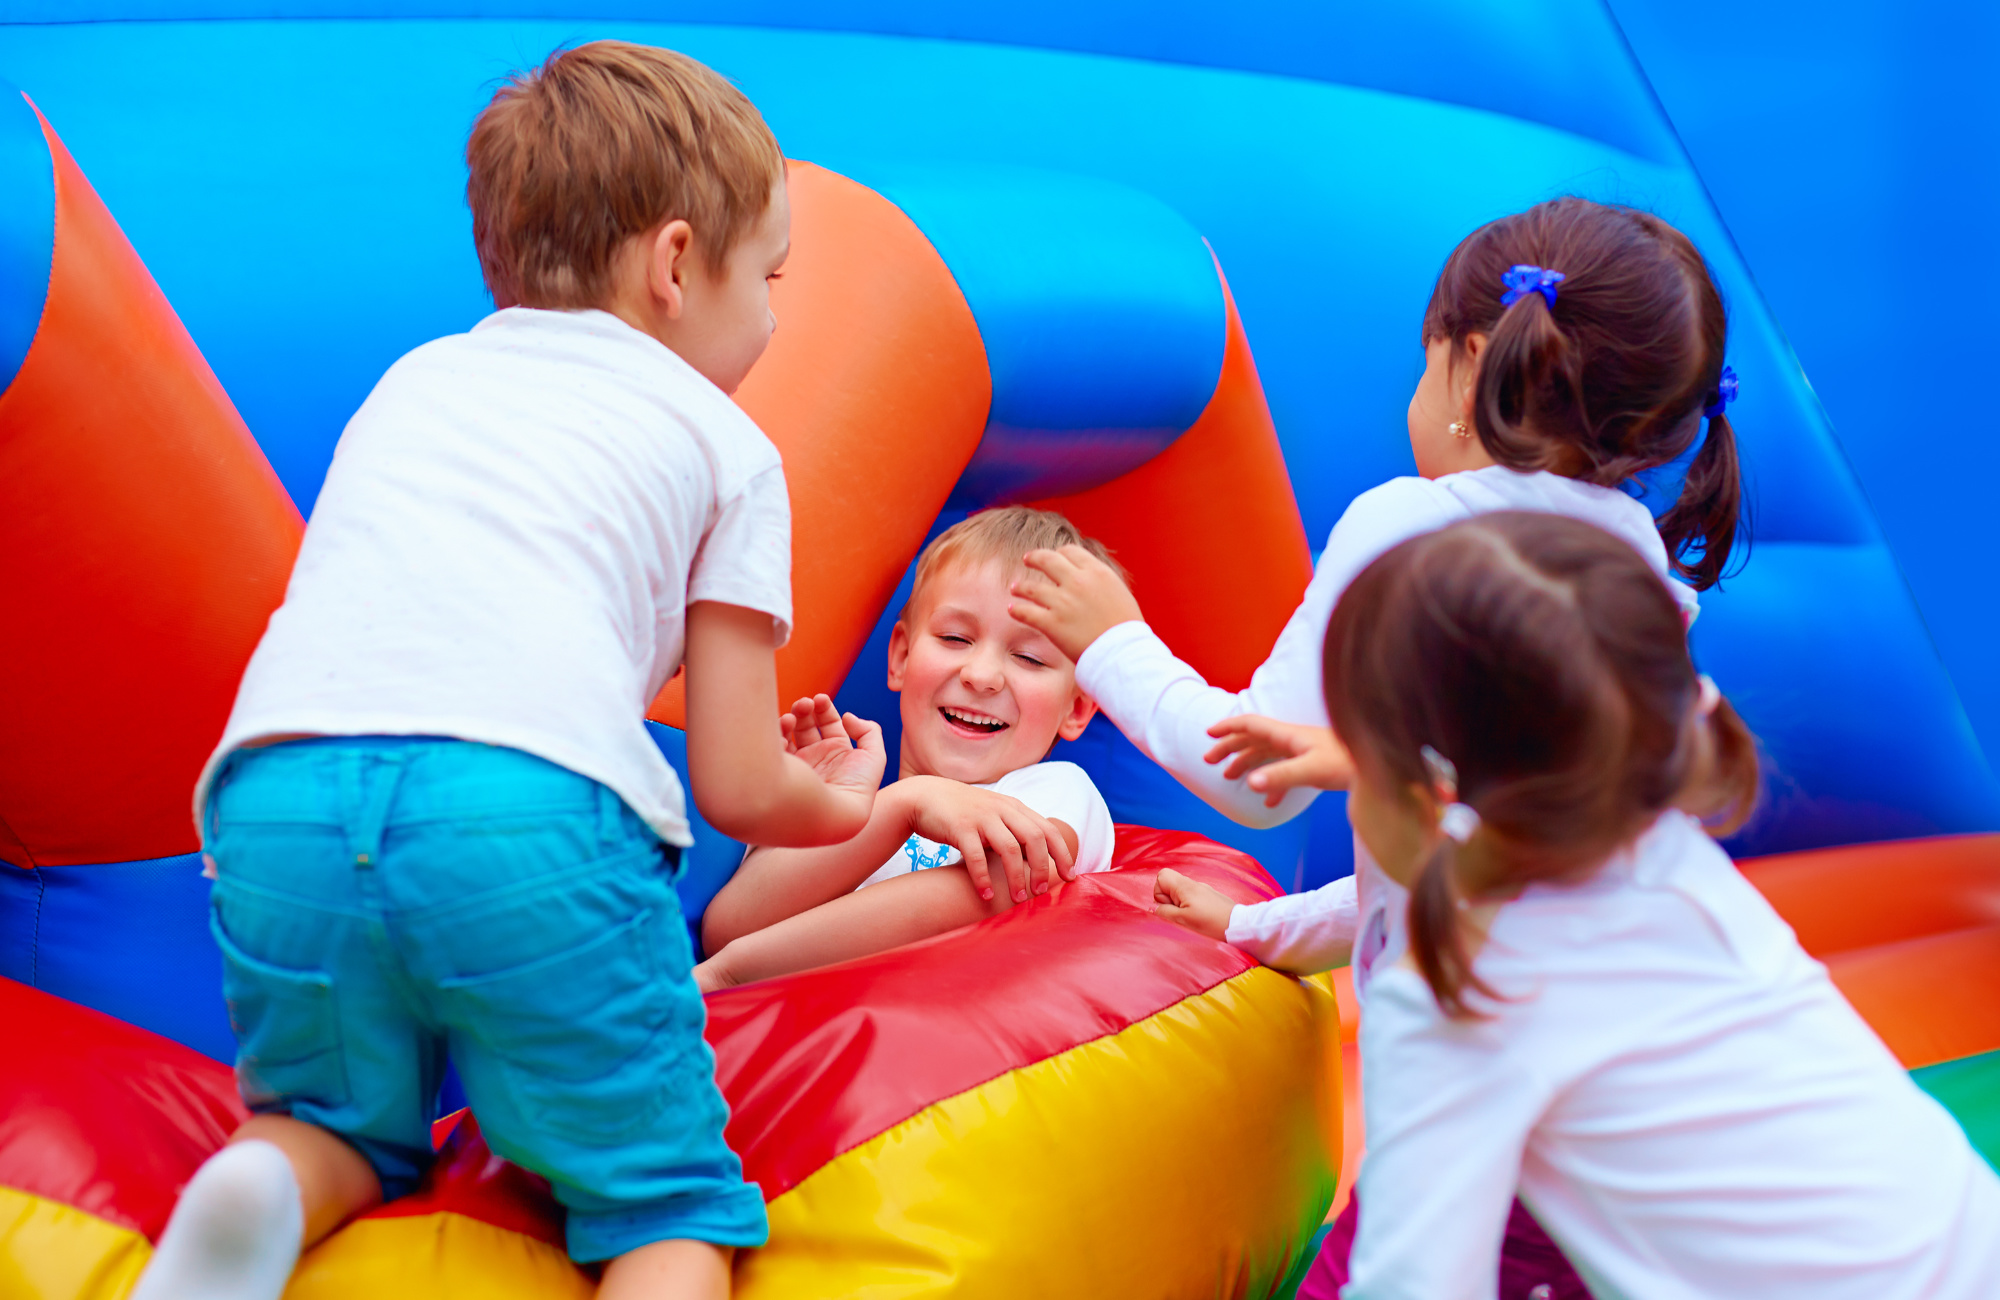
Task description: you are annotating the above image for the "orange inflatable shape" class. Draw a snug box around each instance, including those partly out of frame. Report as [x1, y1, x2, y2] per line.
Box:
[0, 101, 302, 868]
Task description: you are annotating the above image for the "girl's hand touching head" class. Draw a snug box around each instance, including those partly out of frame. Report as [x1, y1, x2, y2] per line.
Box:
[1009, 544, 1143, 662]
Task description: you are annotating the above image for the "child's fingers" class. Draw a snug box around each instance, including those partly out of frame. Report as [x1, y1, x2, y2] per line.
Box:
[844, 712, 885, 756]
[810, 693, 843, 736]
[1206, 715, 1256, 740]
[1020, 547, 1081, 585]
[789, 696, 823, 745]
[957, 832, 995, 902]
[980, 818, 1030, 904]
[1202, 731, 1261, 766]
[1154, 866, 1190, 907]
[1247, 752, 1346, 799]
[1008, 600, 1060, 636]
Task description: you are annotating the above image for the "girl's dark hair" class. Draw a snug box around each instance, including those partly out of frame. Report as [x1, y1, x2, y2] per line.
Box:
[1324, 512, 1759, 1018]
[1423, 198, 1742, 589]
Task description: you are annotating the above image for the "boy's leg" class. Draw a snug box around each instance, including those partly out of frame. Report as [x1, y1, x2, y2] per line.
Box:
[132, 1121, 381, 1300]
[695, 864, 1001, 990]
[399, 766, 768, 1277]
[232, 1115, 384, 1243]
[601, 1241, 734, 1300]
[137, 741, 443, 1299]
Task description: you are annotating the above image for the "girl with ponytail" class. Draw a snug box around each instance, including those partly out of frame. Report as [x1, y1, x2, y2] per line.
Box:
[1015, 196, 1747, 945]
[1169, 514, 2000, 1298]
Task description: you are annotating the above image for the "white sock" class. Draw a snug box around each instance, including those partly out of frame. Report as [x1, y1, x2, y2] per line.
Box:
[131, 1139, 305, 1300]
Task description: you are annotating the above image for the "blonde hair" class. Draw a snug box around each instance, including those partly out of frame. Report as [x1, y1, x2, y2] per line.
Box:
[466, 40, 784, 309]
[905, 506, 1129, 618]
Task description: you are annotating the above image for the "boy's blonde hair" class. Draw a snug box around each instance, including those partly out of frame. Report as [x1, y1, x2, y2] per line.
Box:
[466, 41, 784, 310]
[905, 506, 1129, 618]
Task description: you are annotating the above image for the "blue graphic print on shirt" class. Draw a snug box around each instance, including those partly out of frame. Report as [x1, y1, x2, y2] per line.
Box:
[900, 835, 960, 873]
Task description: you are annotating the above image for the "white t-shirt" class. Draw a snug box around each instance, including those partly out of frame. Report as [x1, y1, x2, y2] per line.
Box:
[195, 308, 793, 847]
[855, 761, 1116, 890]
[1070, 465, 1697, 973]
[1346, 811, 2000, 1300]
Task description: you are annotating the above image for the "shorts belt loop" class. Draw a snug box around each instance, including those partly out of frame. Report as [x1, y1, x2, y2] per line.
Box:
[597, 783, 625, 850]
[347, 747, 410, 869]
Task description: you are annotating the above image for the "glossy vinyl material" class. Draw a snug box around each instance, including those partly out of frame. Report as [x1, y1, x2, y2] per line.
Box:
[742, 965, 1338, 1299]
[0, 833, 1330, 1299]
[845, 163, 1223, 506]
[645, 159, 989, 727]
[1739, 832, 2000, 1071]
[0, 853, 232, 1062]
[1912, 1049, 2000, 1172]
[707, 825, 1285, 1199]
[0, 102, 302, 868]
[1035, 266, 1313, 693]
[0, 84, 52, 393]
[4, 16, 1990, 860]
[0, 978, 245, 1241]
[0, 1188, 149, 1300]
[0, 2, 1685, 165]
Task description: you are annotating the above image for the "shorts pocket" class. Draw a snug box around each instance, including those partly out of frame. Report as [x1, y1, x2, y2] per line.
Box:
[438, 907, 691, 1142]
[210, 909, 349, 1111]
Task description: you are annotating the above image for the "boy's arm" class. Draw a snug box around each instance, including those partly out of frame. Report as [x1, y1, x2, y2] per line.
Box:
[702, 772, 1078, 953]
[682, 600, 883, 847]
[696, 864, 1000, 991]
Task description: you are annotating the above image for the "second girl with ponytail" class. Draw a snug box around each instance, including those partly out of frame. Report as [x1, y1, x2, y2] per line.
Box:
[1162, 514, 1999, 1298]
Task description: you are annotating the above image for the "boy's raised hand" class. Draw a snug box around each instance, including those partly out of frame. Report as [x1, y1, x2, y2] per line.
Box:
[902, 778, 1076, 905]
[779, 694, 886, 801]
[1009, 544, 1142, 663]
[1152, 867, 1236, 942]
[1204, 716, 1354, 806]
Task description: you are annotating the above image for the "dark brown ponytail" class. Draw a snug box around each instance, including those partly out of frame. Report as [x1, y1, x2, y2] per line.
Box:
[1657, 410, 1743, 589]
[1408, 837, 1498, 1020]
[1324, 512, 1763, 1018]
[1423, 199, 1746, 589]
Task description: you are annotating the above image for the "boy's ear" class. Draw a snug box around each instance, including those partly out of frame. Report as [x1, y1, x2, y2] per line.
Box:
[886, 621, 910, 691]
[1057, 689, 1098, 743]
[649, 219, 696, 319]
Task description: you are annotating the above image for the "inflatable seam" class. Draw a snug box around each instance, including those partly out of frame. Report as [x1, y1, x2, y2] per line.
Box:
[809, 959, 1265, 1176]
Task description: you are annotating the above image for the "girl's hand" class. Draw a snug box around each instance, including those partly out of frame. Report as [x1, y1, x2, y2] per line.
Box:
[1008, 544, 1143, 662]
[901, 778, 1078, 904]
[1152, 867, 1236, 942]
[1204, 716, 1354, 806]
[780, 694, 887, 804]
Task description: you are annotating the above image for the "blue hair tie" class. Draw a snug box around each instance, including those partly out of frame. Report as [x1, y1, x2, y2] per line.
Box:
[1500, 264, 1565, 309]
[1704, 366, 1738, 420]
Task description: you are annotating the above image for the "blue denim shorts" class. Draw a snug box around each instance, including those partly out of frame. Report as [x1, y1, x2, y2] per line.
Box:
[203, 736, 767, 1261]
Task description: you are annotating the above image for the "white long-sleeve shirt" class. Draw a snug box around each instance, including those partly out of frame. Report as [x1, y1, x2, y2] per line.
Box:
[1346, 811, 2000, 1300]
[1074, 466, 1698, 972]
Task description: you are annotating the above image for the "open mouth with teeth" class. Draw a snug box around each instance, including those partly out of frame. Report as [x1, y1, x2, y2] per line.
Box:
[940, 706, 1010, 737]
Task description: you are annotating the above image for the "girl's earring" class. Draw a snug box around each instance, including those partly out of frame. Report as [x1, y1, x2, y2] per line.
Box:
[1448, 420, 1472, 440]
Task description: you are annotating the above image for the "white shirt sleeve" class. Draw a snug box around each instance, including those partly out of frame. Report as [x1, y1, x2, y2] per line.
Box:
[1224, 874, 1360, 974]
[991, 761, 1117, 875]
[688, 463, 793, 646]
[1073, 478, 1464, 829]
[1344, 965, 1546, 1300]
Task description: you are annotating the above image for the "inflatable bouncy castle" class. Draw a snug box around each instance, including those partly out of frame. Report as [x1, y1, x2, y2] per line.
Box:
[2, 4, 1996, 1296]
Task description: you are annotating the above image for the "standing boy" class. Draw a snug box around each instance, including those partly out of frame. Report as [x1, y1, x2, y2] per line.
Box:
[133, 42, 880, 1300]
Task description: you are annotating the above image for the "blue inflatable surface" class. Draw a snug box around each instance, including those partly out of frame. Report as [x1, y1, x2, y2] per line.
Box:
[2, 1, 1996, 1060]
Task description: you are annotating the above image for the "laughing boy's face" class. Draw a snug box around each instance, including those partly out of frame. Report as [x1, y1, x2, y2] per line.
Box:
[887, 559, 1097, 785]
